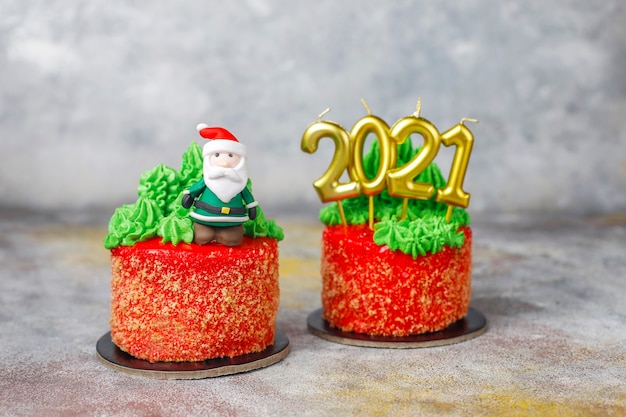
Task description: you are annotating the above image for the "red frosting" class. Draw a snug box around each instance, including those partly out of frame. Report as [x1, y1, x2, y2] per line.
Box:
[321, 225, 472, 336]
[110, 237, 279, 362]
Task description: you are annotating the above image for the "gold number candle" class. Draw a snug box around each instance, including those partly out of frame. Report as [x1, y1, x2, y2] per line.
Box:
[348, 113, 397, 230]
[348, 115, 396, 196]
[386, 116, 442, 201]
[435, 118, 478, 221]
[301, 116, 359, 225]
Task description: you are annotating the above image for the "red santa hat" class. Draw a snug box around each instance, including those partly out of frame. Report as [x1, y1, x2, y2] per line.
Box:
[197, 124, 247, 158]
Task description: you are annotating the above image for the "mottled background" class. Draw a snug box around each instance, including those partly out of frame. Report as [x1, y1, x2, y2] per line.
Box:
[1, 0, 625, 217]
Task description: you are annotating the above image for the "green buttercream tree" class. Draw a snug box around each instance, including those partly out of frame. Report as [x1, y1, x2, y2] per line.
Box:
[138, 164, 181, 216]
[103, 197, 163, 249]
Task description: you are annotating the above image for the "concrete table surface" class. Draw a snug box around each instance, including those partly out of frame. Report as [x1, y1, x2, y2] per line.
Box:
[0, 211, 624, 416]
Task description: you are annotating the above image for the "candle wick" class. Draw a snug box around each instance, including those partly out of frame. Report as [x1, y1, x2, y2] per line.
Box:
[317, 108, 331, 121]
[460, 117, 479, 125]
[413, 97, 422, 118]
[360, 98, 372, 116]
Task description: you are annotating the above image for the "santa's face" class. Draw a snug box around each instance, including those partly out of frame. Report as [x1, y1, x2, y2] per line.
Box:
[204, 151, 248, 203]
[209, 152, 241, 168]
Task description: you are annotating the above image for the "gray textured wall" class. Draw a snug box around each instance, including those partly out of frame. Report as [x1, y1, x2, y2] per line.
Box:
[1, 0, 625, 217]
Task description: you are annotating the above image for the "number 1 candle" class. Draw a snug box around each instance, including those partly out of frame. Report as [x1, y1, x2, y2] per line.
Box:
[436, 118, 478, 221]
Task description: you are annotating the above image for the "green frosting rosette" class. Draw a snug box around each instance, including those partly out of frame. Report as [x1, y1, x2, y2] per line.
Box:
[156, 191, 195, 246]
[103, 197, 163, 249]
[319, 139, 470, 259]
[242, 200, 285, 241]
[104, 142, 284, 249]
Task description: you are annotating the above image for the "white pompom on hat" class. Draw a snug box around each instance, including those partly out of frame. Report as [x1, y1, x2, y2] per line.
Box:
[197, 123, 247, 158]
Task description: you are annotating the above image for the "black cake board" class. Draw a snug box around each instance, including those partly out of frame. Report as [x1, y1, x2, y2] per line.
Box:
[307, 307, 487, 348]
[96, 331, 290, 380]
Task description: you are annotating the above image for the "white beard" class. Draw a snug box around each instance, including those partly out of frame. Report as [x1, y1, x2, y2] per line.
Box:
[204, 159, 248, 203]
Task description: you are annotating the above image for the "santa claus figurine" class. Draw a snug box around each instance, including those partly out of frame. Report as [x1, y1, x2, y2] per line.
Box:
[182, 124, 259, 246]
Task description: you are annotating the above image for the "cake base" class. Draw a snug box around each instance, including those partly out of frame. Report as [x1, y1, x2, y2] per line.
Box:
[96, 331, 290, 379]
[321, 225, 473, 336]
[109, 237, 280, 362]
[307, 307, 486, 348]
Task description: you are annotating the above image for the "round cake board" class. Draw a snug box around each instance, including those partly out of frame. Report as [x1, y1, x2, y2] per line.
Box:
[96, 331, 290, 380]
[307, 307, 487, 348]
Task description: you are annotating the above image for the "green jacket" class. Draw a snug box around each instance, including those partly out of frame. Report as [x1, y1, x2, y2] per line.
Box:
[186, 179, 257, 227]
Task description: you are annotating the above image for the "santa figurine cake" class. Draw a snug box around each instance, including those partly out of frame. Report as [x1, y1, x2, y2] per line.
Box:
[98, 124, 287, 376]
[302, 102, 486, 346]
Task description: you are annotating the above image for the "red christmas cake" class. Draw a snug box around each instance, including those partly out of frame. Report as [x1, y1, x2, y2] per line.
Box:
[104, 126, 284, 362]
[316, 141, 472, 337]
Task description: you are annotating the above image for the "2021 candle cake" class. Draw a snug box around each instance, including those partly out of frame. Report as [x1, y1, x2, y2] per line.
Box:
[302, 104, 476, 337]
[103, 125, 284, 363]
